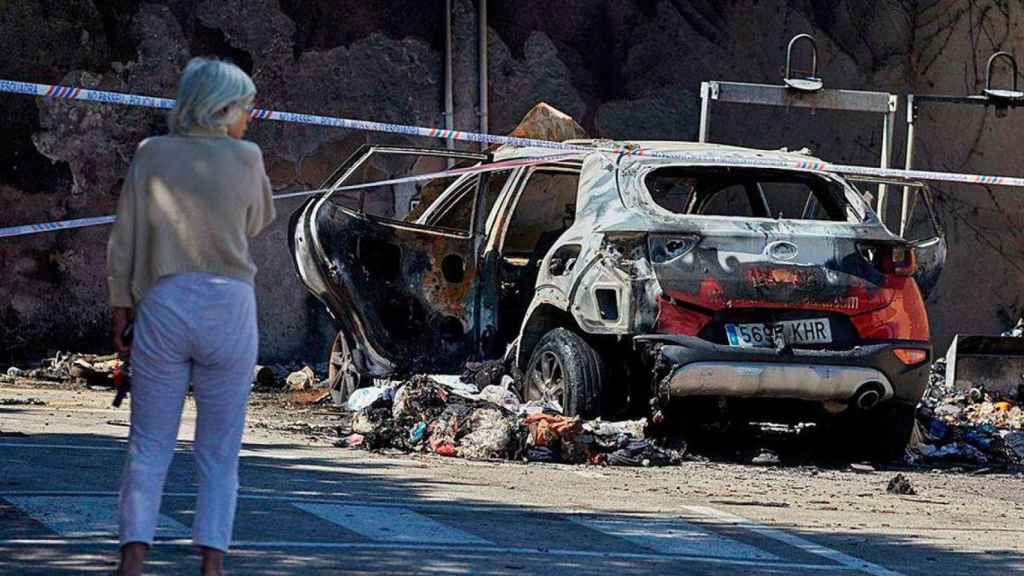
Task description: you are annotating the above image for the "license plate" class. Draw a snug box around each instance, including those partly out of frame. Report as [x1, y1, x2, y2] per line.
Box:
[725, 319, 832, 348]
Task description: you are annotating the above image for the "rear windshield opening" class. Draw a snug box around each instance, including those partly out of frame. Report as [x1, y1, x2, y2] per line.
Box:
[645, 167, 861, 222]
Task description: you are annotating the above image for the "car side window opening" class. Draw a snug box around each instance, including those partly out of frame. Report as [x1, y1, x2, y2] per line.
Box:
[329, 150, 486, 233]
[496, 168, 581, 340]
[502, 170, 581, 258]
[646, 167, 856, 222]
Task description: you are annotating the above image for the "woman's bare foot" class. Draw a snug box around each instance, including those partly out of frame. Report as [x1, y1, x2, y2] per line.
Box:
[199, 546, 225, 576]
[117, 542, 147, 576]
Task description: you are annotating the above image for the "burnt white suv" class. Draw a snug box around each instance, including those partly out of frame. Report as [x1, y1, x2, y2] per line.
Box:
[290, 140, 945, 458]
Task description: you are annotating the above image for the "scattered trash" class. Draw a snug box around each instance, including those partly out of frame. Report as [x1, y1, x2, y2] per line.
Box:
[334, 371, 682, 467]
[887, 473, 916, 495]
[458, 408, 514, 460]
[461, 360, 508, 389]
[912, 358, 1024, 467]
[335, 433, 365, 448]
[346, 385, 395, 412]
[0, 397, 46, 406]
[849, 463, 875, 474]
[750, 449, 781, 466]
[286, 366, 318, 391]
[253, 365, 278, 388]
[583, 418, 647, 440]
[1005, 431, 1024, 463]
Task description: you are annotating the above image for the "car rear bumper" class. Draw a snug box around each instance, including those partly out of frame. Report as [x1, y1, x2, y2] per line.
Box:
[635, 335, 930, 405]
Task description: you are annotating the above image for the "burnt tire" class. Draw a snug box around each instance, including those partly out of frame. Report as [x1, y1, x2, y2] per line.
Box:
[327, 332, 368, 406]
[829, 401, 917, 464]
[524, 328, 606, 418]
[863, 401, 918, 463]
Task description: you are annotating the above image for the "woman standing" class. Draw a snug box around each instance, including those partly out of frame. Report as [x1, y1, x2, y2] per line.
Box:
[107, 58, 275, 576]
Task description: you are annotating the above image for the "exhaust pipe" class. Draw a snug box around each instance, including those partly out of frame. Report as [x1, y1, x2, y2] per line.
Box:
[853, 382, 884, 411]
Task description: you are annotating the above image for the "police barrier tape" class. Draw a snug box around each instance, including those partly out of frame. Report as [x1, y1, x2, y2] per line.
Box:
[3, 77, 1024, 239]
[0, 153, 578, 238]
[5, 78, 1024, 187]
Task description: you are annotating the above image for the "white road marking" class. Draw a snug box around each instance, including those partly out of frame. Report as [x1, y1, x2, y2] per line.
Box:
[292, 502, 490, 544]
[0, 442, 124, 452]
[0, 539, 857, 570]
[572, 515, 778, 560]
[684, 505, 906, 576]
[5, 496, 188, 539]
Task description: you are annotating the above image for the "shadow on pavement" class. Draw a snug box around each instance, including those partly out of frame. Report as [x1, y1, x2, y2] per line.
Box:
[0, 425, 1021, 575]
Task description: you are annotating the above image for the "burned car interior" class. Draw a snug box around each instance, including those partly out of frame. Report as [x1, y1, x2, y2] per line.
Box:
[645, 167, 865, 222]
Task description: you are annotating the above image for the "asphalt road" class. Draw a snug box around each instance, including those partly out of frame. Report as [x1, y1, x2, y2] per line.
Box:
[1, 386, 1022, 575]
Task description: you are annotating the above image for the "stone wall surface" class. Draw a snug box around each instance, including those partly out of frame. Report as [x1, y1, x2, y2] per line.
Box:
[2, 0, 1024, 363]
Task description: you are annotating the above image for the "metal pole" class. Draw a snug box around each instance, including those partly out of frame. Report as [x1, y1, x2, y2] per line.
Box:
[444, 0, 455, 152]
[876, 96, 897, 225]
[479, 0, 488, 151]
[900, 95, 916, 237]
[698, 82, 711, 143]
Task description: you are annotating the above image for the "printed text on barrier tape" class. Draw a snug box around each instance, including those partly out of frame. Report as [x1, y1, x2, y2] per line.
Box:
[0, 153, 578, 239]
[4, 78, 1024, 188]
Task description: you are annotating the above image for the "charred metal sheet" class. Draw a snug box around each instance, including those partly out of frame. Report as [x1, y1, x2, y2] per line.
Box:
[946, 335, 1024, 400]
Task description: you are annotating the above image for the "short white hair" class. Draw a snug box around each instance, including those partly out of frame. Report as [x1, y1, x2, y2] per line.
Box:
[168, 58, 256, 135]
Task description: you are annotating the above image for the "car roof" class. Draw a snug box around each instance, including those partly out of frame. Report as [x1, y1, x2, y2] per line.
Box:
[492, 139, 825, 166]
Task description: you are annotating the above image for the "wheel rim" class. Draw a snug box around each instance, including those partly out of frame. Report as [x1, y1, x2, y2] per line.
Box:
[328, 334, 358, 402]
[527, 350, 565, 412]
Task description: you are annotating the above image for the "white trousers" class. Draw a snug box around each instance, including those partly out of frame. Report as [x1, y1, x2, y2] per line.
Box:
[118, 272, 257, 552]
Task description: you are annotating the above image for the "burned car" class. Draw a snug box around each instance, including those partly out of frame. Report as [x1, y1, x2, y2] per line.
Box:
[289, 141, 945, 457]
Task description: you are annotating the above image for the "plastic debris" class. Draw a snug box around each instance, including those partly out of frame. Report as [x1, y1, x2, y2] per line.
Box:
[336, 433, 365, 448]
[286, 366, 318, 391]
[750, 449, 781, 466]
[583, 418, 646, 440]
[346, 384, 395, 412]
[477, 385, 521, 413]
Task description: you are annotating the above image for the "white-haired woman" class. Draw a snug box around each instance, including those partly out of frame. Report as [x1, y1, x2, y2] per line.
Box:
[107, 58, 274, 576]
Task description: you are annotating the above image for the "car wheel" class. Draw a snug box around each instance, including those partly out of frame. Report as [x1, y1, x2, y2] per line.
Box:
[327, 332, 367, 406]
[524, 328, 606, 418]
[828, 400, 917, 464]
[863, 401, 918, 463]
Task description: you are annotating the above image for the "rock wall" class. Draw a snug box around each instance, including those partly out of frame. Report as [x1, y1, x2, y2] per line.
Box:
[2, 0, 1024, 363]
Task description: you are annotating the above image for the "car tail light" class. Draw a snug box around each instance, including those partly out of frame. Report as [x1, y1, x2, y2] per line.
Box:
[859, 243, 917, 276]
[894, 347, 928, 366]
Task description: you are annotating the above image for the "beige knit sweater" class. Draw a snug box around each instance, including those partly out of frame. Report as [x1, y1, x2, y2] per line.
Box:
[106, 130, 276, 308]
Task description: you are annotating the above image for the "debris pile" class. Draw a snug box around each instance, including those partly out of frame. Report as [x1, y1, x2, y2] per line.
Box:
[912, 358, 1024, 467]
[2, 352, 120, 387]
[3, 353, 328, 392]
[339, 374, 684, 467]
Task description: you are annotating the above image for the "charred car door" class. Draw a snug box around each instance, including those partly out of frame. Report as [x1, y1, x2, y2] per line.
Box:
[290, 146, 489, 377]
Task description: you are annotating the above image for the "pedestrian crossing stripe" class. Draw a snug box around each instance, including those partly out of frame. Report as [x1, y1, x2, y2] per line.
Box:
[4, 496, 189, 539]
[292, 502, 490, 544]
[570, 515, 779, 560]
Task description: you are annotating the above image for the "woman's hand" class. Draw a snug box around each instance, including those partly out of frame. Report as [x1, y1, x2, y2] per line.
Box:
[112, 307, 133, 357]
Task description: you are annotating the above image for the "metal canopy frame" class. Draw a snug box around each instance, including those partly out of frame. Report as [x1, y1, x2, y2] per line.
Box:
[698, 34, 900, 224]
[902, 52, 1024, 236]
